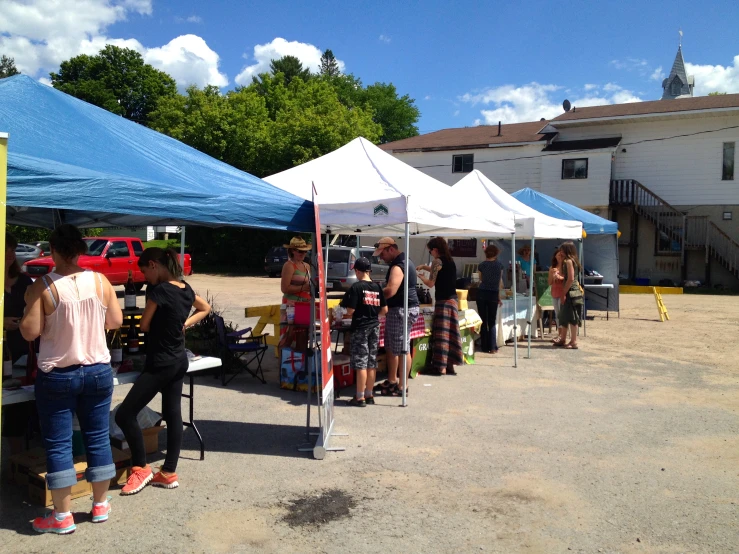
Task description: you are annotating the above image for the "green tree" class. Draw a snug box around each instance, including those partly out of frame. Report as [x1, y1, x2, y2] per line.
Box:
[149, 85, 272, 176]
[361, 82, 420, 143]
[0, 55, 20, 78]
[268, 55, 312, 85]
[319, 49, 340, 77]
[50, 45, 178, 125]
[708, 91, 727, 96]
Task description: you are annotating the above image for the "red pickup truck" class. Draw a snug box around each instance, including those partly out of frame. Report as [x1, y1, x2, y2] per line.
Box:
[21, 237, 192, 287]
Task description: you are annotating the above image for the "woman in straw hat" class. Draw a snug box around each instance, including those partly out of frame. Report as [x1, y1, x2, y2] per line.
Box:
[279, 237, 312, 335]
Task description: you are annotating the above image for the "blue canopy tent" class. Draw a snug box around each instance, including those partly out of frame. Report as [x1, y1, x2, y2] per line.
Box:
[0, 75, 314, 231]
[512, 188, 619, 315]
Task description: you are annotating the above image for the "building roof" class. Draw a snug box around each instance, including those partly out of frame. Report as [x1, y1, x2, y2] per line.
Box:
[380, 120, 547, 152]
[541, 137, 622, 152]
[550, 93, 739, 124]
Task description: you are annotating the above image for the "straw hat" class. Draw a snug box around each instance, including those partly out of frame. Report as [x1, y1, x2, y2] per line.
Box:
[284, 237, 312, 251]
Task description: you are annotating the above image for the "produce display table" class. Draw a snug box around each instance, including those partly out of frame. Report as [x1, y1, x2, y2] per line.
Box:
[2, 356, 221, 461]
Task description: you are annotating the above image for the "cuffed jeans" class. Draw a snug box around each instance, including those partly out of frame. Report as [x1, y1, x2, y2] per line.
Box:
[35, 363, 116, 490]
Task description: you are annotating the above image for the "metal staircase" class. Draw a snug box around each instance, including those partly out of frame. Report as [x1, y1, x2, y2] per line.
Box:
[610, 179, 739, 281]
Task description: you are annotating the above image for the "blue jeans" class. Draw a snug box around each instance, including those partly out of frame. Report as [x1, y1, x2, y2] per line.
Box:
[35, 363, 116, 489]
[476, 289, 499, 353]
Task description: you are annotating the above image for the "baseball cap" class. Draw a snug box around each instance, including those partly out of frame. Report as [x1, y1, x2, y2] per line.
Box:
[372, 237, 397, 256]
[353, 257, 372, 272]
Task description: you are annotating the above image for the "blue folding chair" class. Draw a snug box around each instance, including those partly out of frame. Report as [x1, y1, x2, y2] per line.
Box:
[214, 315, 268, 385]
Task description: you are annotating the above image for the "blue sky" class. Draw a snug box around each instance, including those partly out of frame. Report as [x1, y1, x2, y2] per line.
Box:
[3, 0, 739, 135]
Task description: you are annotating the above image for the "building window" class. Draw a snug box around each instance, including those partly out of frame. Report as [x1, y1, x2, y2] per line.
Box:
[452, 154, 474, 173]
[562, 158, 588, 179]
[722, 142, 735, 180]
[723, 211, 733, 221]
[671, 77, 682, 96]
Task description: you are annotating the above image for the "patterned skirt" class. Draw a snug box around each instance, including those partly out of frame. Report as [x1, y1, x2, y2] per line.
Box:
[431, 299, 463, 370]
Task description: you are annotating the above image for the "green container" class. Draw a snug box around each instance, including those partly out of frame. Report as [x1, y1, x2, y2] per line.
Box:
[410, 336, 431, 378]
[460, 327, 476, 365]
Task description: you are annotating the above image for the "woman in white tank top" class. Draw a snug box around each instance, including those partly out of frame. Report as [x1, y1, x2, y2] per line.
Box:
[20, 224, 123, 534]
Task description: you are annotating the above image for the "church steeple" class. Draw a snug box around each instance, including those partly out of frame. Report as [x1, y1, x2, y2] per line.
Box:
[661, 45, 695, 100]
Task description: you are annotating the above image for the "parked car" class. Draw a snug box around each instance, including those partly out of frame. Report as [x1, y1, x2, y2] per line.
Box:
[264, 246, 289, 277]
[326, 246, 386, 292]
[15, 243, 47, 264]
[21, 237, 193, 288]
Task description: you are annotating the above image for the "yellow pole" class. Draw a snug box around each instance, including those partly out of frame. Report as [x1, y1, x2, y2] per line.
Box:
[0, 132, 7, 449]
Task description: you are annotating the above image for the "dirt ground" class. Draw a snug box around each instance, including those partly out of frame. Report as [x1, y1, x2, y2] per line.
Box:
[1, 273, 737, 553]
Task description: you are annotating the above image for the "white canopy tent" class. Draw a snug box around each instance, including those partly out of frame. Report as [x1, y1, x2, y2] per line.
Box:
[266, 138, 516, 405]
[265, 138, 515, 237]
[454, 170, 583, 359]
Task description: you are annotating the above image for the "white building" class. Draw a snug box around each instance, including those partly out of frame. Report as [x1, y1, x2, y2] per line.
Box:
[381, 49, 739, 287]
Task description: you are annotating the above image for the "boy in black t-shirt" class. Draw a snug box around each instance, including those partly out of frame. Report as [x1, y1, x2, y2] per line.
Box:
[340, 258, 387, 407]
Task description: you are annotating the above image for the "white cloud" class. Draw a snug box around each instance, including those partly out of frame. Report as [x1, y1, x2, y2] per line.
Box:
[175, 15, 202, 23]
[234, 37, 345, 86]
[650, 66, 665, 81]
[424, 95, 431, 100]
[0, 0, 226, 89]
[144, 35, 227, 88]
[460, 81, 643, 124]
[686, 56, 739, 95]
[610, 58, 649, 72]
[379, 35, 391, 44]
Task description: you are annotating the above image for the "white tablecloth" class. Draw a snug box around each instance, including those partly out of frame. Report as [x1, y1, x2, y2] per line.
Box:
[2, 356, 222, 406]
[497, 296, 532, 345]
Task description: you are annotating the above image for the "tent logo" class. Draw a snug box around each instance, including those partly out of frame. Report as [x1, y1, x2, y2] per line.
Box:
[373, 204, 389, 217]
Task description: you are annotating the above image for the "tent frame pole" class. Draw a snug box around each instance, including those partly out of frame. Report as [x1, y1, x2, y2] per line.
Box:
[180, 226, 186, 267]
[401, 222, 410, 407]
[527, 236, 535, 359]
[511, 233, 518, 368]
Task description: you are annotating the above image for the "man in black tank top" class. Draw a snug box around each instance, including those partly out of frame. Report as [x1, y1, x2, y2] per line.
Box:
[372, 237, 420, 395]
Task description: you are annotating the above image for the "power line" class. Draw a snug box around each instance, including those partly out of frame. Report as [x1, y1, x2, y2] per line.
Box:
[409, 124, 739, 170]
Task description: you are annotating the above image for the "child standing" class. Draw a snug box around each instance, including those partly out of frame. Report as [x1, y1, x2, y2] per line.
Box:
[116, 248, 210, 494]
[341, 258, 387, 407]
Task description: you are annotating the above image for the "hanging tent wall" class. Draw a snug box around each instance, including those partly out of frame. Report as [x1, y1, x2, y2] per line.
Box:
[454, 171, 582, 360]
[0, 76, 313, 231]
[511, 188, 619, 313]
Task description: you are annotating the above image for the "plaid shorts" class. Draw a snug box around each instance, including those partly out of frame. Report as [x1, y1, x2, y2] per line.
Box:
[385, 306, 420, 355]
[350, 325, 380, 370]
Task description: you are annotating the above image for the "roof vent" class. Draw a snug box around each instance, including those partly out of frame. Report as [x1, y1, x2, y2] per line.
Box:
[497, 121, 501, 136]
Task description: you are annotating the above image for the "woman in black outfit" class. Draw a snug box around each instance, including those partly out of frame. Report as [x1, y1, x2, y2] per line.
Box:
[417, 237, 463, 375]
[116, 248, 210, 495]
[2, 233, 35, 454]
[476, 244, 504, 354]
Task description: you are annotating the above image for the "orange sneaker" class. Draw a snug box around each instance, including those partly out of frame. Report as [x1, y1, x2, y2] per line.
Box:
[121, 465, 153, 495]
[32, 511, 76, 534]
[151, 469, 179, 489]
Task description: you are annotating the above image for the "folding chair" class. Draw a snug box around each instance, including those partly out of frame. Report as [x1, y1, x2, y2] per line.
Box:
[214, 315, 268, 385]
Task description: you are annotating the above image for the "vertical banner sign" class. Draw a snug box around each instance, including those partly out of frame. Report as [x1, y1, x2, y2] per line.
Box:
[312, 185, 334, 459]
[0, 132, 8, 438]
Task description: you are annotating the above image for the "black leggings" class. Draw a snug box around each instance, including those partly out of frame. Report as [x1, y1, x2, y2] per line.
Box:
[115, 359, 188, 472]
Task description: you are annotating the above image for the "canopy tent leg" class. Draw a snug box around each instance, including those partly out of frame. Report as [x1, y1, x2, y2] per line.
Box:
[511, 233, 518, 368]
[401, 222, 410, 407]
[180, 226, 186, 267]
[527, 236, 535, 359]
[580, 239, 585, 337]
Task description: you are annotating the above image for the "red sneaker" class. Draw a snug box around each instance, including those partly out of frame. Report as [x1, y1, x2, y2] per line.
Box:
[151, 469, 179, 489]
[91, 496, 112, 523]
[32, 511, 76, 534]
[121, 465, 153, 495]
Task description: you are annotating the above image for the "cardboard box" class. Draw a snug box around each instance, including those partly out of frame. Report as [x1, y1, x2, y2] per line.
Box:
[25, 447, 131, 507]
[110, 425, 164, 455]
[10, 447, 48, 486]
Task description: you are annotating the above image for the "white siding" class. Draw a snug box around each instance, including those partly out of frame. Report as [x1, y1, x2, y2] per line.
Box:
[540, 151, 612, 207]
[556, 114, 739, 206]
[392, 145, 542, 193]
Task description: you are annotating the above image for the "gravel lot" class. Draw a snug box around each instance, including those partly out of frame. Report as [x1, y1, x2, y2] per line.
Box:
[1, 274, 737, 553]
